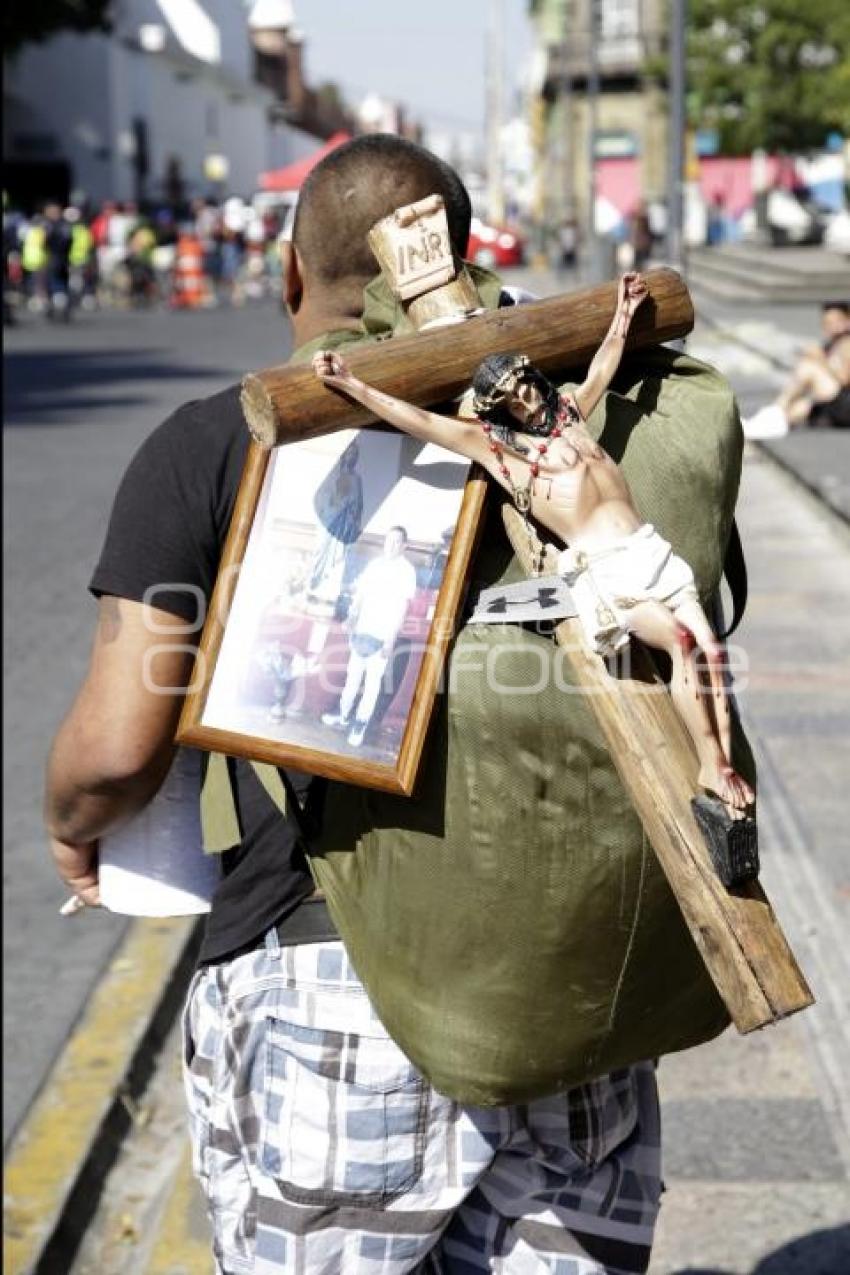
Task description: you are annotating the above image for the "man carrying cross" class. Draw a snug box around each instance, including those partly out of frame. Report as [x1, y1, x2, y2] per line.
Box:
[46, 136, 744, 1274]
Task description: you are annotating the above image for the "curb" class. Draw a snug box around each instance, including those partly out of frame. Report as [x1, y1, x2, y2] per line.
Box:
[3, 915, 203, 1275]
[752, 440, 850, 529]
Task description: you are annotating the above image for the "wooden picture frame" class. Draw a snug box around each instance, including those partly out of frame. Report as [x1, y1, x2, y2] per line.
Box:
[177, 429, 486, 795]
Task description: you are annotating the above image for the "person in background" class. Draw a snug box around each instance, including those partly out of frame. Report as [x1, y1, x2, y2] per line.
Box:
[66, 207, 97, 310]
[558, 214, 578, 270]
[21, 209, 48, 311]
[193, 197, 222, 292]
[629, 198, 653, 270]
[744, 301, 850, 437]
[706, 193, 726, 247]
[43, 203, 73, 321]
[3, 195, 25, 323]
[90, 200, 112, 246]
[243, 207, 269, 299]
[97, 202, 134, 304]
[151, 208, 178, 297]
[125, 219, 157, 306]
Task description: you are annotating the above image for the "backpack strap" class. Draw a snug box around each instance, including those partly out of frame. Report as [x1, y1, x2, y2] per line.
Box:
[720, 518, 747, 638]
[200, 752, 241, 853]
[200, 753, 324, 853]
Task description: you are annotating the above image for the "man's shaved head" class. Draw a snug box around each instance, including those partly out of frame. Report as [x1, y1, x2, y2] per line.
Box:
[292, 134, 471, 294]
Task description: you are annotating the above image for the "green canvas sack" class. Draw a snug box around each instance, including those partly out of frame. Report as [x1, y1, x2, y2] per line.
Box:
[308, 344, 752, 1106]
[204, 281, 752, 1105]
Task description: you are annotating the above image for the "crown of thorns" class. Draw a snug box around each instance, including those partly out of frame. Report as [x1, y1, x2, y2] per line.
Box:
[471, 353, 532, 415]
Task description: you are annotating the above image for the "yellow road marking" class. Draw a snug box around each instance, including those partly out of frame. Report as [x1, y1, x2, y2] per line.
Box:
[3, 917, 197, 1275]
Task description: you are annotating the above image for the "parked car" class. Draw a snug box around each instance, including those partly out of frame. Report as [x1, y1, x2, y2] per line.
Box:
[466, 217, 524, 268]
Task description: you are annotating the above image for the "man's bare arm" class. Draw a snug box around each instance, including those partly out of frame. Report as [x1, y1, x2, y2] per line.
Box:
[828, 333, 850, 385]
[45, 596, 195, 846]
[573, 272, 648, 421]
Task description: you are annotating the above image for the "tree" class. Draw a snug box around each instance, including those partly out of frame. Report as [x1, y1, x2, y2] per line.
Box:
[4, 0, 113, 59]
[685, 0, 850, 154]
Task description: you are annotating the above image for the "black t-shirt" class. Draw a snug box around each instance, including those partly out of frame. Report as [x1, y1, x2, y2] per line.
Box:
[89, 384, 337, 962]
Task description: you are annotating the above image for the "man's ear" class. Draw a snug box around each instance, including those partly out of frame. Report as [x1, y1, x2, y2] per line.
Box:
[279, 240, 303, 314]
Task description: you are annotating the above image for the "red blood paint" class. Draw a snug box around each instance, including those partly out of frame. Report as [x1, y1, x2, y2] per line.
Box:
[675, 624, 696, 653]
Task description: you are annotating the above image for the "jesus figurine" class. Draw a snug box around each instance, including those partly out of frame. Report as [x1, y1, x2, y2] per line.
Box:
[313, 272, 754, 819]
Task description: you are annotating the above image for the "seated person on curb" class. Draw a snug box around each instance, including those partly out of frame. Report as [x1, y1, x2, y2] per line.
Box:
[314, 271, 754, 818]
[745, 300, 850, 437]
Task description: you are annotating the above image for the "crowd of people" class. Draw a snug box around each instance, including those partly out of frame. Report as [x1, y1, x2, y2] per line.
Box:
[2, 193, 288, 322]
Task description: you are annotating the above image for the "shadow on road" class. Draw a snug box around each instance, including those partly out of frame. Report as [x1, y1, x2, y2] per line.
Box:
[3, 349, 237, 425]
[673, 1222, 850, 1275]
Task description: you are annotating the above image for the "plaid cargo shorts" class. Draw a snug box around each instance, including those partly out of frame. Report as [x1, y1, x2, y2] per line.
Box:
[182, 931, 662, 1275]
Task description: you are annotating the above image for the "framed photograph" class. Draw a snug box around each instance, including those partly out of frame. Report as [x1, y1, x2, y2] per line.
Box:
[177, 428, 486, 794]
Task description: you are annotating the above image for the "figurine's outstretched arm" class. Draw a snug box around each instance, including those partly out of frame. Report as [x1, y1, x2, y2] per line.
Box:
[312, 351, 492, 468]
[573, 272, 648, 420]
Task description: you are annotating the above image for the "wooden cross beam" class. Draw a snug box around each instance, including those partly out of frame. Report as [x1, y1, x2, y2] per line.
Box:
[241, 268, 693, 447]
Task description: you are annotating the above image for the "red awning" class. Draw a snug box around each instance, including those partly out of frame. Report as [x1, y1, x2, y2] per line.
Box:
[258, 131, 352, 192]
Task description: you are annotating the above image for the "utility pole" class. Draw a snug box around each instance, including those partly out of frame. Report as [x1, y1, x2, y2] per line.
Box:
[586, 0, 600, 278]
[554, 2, 574, 264]
[667, 0, 686, 272]
[547, 58, 569, 266]
[486, 0, 505, 224]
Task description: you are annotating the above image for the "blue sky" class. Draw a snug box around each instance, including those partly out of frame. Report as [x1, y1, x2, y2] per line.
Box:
[291, 1, 534, 139]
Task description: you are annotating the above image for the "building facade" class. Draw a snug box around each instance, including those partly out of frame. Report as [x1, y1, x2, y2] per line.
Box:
[528, 0, 667, 238]
[3, 0, 334, 210]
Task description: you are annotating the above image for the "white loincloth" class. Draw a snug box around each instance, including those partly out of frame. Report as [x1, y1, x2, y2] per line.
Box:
[558, 523, 698, 656]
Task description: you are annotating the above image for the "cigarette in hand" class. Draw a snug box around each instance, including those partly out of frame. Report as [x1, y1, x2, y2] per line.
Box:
[60, 895, 86, 917]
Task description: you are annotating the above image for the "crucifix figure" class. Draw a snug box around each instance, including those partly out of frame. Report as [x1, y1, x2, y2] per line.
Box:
[313, 272, 754, 819]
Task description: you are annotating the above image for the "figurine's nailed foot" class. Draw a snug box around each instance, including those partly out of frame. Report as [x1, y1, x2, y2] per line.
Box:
[691, 794, 759, 889]
[698, 764, 755, 821]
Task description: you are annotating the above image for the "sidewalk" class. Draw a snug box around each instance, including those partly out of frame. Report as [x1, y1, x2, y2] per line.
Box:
[688, 240, 850, 305]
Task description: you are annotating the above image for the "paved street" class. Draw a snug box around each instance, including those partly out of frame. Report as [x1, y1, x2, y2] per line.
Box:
[3, 296, 294, 1146]
[4, 268, 849, 1272]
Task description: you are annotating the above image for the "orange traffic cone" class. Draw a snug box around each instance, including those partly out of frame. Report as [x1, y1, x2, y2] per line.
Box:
[171, 232, 212, 309]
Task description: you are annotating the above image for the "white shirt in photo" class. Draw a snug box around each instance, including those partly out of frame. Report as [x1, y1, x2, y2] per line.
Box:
[353, 554, 418, 643]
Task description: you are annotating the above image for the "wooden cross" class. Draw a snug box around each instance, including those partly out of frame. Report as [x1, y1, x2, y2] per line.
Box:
[239, 227, 813, 1032]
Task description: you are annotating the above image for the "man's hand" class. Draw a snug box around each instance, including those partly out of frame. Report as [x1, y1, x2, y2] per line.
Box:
[52, 836, 101, 908]
[313, 350, 357, 391]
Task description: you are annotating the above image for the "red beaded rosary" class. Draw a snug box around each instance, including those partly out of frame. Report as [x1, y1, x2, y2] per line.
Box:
[479, 398, 577, 514]
[478, 395, 580, 575]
